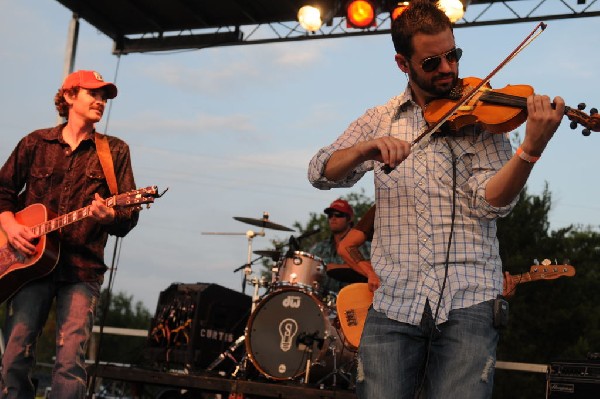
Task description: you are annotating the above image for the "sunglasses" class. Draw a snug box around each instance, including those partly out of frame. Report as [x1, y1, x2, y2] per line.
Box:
[418, 47, 463, 73]
[327, 211, 348, 219]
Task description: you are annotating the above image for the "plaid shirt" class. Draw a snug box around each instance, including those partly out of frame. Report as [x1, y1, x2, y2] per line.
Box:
[0, 124, 139, 283]
[308, 86, 517, 325]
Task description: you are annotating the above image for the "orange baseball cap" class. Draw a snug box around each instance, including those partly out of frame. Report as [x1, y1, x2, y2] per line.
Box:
[324, 199, 354, 219]
[61, 70, 117, 99]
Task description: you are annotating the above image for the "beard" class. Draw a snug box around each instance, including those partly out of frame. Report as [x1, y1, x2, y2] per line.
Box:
[408, 62, 458, 98]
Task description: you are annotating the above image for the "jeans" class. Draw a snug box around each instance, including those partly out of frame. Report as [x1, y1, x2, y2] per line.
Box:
[1, 277, 100, 399]
[356, 300, 498, 399]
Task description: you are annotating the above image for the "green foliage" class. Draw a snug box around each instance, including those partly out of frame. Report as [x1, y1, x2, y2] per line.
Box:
[95, 289, 152, 364]
[494, 186, 600, 399]
[289, 188, 375, 252]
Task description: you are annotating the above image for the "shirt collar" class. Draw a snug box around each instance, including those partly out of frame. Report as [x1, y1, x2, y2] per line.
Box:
[40, 123, 96, 146]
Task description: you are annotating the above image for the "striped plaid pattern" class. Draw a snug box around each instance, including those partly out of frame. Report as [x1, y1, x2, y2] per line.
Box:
[308, 87, 517, 325]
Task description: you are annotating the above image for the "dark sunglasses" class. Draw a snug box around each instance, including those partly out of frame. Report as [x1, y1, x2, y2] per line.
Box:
[327, 211, 348, 219]
[418, 47, 462, 73]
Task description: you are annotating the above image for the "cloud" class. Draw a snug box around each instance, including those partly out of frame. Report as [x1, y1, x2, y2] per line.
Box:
[111, 111, 258, 137]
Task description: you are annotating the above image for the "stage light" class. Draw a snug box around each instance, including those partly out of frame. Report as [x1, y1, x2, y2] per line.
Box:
[391, 2, 409, 21]
[346, 0, 377, 29]
[437, 0, 470, 23]
[298, 5, 323, 32]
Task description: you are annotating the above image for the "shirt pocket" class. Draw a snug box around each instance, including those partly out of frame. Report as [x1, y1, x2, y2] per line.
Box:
[436, 154, 474, 202]
[85, 163, 108, 198]
[374, 163, 401, 190]
[28, 166, 54, 201]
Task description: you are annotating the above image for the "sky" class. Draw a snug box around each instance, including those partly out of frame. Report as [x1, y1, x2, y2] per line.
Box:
[1, 1, 599, 312]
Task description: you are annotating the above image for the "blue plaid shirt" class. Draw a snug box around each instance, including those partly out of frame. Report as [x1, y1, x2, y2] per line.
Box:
[308, 86, 517, 325]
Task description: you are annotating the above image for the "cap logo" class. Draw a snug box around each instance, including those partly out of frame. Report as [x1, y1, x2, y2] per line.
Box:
[93, 71, 104, 82]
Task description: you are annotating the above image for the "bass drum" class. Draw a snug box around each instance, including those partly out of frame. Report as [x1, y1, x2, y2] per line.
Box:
[246, 288, 355, 382]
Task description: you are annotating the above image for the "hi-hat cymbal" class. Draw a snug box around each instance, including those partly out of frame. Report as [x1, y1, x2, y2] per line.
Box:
[233, 216, 294, 232]
[253, 250, 282, 261]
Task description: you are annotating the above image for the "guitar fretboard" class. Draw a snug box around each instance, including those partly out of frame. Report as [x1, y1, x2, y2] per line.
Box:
[31, 196, 118, 238]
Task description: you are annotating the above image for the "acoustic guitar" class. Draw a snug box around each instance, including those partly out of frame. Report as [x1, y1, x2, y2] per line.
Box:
[0, 186, 162, 304]
[336, 262, 576, 349]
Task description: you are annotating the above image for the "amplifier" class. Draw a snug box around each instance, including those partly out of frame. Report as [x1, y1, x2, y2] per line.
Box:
[144, 282, 251, 372]
[547, 361, 600, 398]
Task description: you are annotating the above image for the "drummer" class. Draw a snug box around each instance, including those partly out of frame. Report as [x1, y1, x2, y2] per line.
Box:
[308, 199, 371, 295]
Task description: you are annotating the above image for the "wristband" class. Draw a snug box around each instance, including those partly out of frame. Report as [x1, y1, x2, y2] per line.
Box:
[516, 146, 540, 164]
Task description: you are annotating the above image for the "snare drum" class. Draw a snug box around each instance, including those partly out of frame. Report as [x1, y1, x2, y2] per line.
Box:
[245, 288, 355, 381]
[276, 251, 324, 291]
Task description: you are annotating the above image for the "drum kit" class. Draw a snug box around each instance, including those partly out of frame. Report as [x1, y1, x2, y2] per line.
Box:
[202, 213, 356, 388]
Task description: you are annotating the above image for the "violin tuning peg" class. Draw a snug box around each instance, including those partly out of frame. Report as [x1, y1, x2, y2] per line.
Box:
[582, 128, 591, 137]
[578, 102, 586, 110]
[591, 108, 598, 116]
[570, 121, 578, 130]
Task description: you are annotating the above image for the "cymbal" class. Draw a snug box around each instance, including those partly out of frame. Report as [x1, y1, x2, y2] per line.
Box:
[253, 250, 282, 261]
[233, 216, 294, 232]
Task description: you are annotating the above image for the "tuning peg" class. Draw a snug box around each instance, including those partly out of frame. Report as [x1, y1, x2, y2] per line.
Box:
[570, 121, 578, 129]
[578, 102, 586, 110]
[583, 128, 591, 136]
[591, 108, 598, 115]
[533, 258, 539, 265]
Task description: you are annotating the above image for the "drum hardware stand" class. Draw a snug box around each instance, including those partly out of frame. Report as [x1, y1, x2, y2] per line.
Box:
[205, 335, 246, 372]
[316, 336, 353, 388]
[304, 350, 313, 384]
[296, 331, 324, 384]
[208, 264, 268, 374]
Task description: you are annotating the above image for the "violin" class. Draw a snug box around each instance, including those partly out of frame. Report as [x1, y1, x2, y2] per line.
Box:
[382, 22, 598, 174]
[424, 76, 600, 136]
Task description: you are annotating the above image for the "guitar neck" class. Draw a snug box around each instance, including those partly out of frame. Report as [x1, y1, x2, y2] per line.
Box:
[508, 272, 533, 285]
[31, 196, 119, 237]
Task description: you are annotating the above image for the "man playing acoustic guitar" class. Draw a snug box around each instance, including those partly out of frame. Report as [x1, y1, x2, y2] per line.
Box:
[0, 70, 139, 399]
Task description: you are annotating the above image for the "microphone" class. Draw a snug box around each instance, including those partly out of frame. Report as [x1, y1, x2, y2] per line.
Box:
[285, 235, 300, 258]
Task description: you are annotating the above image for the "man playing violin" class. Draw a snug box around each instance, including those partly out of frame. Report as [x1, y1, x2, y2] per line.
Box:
[307, 1, 563, 398]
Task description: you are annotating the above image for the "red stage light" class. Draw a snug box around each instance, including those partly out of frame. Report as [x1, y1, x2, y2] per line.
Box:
[346, 0, 376, 29]
[391, 2, 409, 21]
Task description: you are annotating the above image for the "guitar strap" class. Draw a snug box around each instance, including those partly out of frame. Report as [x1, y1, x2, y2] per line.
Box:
[94, 132, 119, 195]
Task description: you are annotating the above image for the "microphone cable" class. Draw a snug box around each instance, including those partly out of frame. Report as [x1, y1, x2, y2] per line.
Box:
[414, 140, 457, 398]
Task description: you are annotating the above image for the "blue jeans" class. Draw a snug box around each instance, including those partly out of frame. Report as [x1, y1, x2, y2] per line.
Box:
[356, 300, 498, 399]
[1, 277, 100, 399]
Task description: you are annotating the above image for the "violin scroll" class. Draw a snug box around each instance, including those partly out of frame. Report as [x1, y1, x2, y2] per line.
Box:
[566, 103, 599, 136]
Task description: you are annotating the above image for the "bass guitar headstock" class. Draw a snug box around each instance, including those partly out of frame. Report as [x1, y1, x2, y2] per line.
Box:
[566, 103, 599, 136]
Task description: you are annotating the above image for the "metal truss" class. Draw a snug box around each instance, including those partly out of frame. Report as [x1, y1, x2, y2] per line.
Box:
[114, 0, 600, 54]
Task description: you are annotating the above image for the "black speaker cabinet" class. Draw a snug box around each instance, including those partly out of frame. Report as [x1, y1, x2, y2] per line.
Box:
[547, 361, 600, 398]
[144, 283, 251, 372]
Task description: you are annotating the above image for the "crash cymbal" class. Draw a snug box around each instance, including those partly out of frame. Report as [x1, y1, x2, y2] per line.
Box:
[253, 250, 282, 261]
[233, 216, 294, 232]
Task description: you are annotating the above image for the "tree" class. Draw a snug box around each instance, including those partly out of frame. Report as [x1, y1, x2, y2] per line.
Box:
[289, 188, 375, 252]
[494, 186, 600, 399]
[94, 289, 152, 364]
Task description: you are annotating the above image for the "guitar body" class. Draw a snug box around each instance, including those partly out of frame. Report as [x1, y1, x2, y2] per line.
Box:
[336, 283, 373, 349]
[336, 264, 575, 349]
[0, 204, 60, 304]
